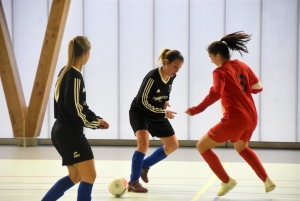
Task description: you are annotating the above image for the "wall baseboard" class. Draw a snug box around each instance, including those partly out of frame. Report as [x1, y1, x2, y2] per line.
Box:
[0, 138, 299, 149]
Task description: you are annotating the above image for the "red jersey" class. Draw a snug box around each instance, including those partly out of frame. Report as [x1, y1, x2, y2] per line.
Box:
[189, 60, 261, 121]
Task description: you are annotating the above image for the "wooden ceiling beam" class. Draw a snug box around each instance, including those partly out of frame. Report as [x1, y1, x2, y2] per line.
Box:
[25, 0, 71, 137]
[0, 1, 26, 137]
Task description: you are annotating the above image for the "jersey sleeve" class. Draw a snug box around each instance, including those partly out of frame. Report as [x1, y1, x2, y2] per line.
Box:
[64, 77, 100, 129]
[188, 71, 224, 116]
[247, 66, 259, 86]
[135, 78, 166, 118]
[246, 66, 262, 94]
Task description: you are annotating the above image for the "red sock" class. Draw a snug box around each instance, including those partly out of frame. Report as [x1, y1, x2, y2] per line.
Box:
[201, 149, 229, 183]
[239, 147, 267, 182]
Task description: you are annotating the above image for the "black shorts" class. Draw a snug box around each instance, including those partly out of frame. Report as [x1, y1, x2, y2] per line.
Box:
[129, 106, 175, 138]
[51, 120, 94, 166]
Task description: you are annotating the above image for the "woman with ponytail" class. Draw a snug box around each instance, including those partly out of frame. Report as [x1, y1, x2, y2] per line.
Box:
[42, 36, 109, 201]
[186, 31, 276, 196]
[128, 48, 184, 192]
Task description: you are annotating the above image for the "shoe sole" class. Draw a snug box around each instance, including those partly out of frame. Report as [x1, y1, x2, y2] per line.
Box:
[128, 189, 148, 193]
[141, 178, 148, 183]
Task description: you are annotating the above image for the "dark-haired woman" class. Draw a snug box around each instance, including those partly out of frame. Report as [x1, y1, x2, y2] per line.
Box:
[42, 36, 109, 201]
[186, 31, 275, 196]
[128, 48, 184, 193]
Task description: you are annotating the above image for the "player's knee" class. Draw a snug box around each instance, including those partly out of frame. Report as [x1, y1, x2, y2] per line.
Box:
[172, 141, 179, 151]
[137, 140, 149, 149]
[196, 141, 205, 153]
[82, 172, 97, 184]
[164, 141, 179, 155]
[234, 143, 247, 153]
[137, 142, 149, 154]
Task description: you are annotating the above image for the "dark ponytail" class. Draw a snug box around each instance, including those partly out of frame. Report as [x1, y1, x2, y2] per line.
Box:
[207, 31, 251, 59]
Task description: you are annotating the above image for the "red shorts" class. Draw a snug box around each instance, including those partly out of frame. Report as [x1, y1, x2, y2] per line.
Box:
[208, 117, 257, 143]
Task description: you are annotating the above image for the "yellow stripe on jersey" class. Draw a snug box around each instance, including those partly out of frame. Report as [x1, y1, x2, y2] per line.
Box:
[74, 78, 99, 128]
[142, 78, 166, 114]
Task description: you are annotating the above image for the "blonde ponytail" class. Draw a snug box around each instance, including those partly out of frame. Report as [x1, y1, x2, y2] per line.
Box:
[158, 48, 171, 65]
[54, 39, 76, 102]
[54, 36, 91, 102]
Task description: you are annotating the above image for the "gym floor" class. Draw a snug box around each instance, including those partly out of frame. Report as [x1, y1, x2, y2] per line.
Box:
[0, 145, 299, 201]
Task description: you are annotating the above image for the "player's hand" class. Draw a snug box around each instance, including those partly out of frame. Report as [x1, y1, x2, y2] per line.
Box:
[166, 110, 176, 119]
[185, 109, 192, 116]
[163, 101, 170, 109]
[98, 119, 109, 129]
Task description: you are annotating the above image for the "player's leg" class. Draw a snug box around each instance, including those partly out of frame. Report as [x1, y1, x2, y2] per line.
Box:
[197, 133, 227, 181]
[67, 165, 81, 184]
[141, 134, 179, 183]
[128, 130, 149, 192]
[41, 166, 77, 201]
[160, 134, 179, 155]
[42, 121, 76, 201]
[73, 159, 96, 201]
[234, 140, 276, 192]
[198, 134, 237, 196]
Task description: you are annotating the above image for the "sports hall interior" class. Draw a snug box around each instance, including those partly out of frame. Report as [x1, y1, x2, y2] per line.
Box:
[0, 0, 299, 200]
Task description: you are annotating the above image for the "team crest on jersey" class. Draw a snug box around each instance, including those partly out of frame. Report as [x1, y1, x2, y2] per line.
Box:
[156, 89, 160, 93]
[168, 85, 172, 92]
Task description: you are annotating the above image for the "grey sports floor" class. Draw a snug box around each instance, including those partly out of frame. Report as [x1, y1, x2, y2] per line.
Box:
[0, 145, 299, 201]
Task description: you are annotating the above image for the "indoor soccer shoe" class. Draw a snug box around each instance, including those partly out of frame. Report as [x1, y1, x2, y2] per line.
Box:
[217, 177, 237, 196]
[264, 176, 276, 193]
[141, 168, 149, 183]
[128, 180, 148, 193]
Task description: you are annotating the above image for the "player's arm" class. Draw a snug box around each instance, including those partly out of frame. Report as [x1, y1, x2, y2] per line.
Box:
[85, 104, 109, 129]
[220, 98, 225, 114]
[64, 77, 100, 129]
[251, 81, 263, 94]
[247, 66, 263, 94]
[187, 71, 224, 116]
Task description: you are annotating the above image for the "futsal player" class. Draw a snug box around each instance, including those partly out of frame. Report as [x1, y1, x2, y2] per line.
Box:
[41, 36, 109, 201]
[186, 31, 276, 196]
[128, 48, 184, 192]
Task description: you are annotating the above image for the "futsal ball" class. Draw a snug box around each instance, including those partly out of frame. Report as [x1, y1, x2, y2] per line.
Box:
[108, 177, 128, 197]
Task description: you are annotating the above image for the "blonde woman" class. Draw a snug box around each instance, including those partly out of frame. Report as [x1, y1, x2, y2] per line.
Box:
[128, 49, 184, 192]
[42, 36, 109, 201]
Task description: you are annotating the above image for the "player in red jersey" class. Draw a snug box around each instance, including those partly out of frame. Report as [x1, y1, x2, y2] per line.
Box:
[186, 31, 276, 196]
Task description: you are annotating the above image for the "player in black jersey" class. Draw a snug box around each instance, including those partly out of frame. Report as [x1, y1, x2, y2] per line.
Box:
[41, 36, 109, 201]
[128, 48, 184, 192]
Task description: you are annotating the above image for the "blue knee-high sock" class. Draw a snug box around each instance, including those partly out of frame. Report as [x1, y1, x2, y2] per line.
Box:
[130, 151, 145, 184]
[41, 176, 74, 201]
[77, 181, 93, 201]
[143, 146, 167, 169]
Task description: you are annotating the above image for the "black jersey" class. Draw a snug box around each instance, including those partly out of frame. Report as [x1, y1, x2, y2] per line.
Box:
[54, 67, 101, 129]
[131, 67, 176, 119]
